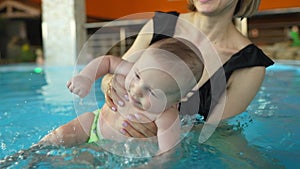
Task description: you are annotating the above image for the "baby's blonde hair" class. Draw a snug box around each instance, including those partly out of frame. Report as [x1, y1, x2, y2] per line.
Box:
[148, 38, 204, 101]
[150, 38, 203, 83]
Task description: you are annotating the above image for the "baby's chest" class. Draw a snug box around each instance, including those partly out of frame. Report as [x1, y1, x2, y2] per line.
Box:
[100, 105, 128, 140]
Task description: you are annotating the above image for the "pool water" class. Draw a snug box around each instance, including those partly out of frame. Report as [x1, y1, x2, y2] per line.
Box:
[0, 63, 299, 168]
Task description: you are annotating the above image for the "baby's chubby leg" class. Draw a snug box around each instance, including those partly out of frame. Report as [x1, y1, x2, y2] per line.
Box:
[38, 112, 95, 147]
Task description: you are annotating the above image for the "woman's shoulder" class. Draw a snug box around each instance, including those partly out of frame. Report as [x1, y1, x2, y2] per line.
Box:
[228, 41, 274, 68]
[230, 27, 253, 51]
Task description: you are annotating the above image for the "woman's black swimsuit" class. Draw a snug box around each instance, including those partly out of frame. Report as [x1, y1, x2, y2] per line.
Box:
[150, 11, 274, 120]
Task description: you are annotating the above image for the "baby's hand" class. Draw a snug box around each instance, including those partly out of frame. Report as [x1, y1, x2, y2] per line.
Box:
[67, 75, 93, 98]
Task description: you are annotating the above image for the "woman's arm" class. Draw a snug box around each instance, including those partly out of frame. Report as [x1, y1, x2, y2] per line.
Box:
[222, 66, 266, 119]
[122, 20, 154, 61]
[205, 66, 266, 125]
[200, 66, 266, 143]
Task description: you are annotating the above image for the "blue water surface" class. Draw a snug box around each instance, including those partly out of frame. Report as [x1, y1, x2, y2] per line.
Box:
[0, 62, 299, 169]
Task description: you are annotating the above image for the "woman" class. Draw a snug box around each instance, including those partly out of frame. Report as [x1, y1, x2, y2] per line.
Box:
[102, 0, 274, 139]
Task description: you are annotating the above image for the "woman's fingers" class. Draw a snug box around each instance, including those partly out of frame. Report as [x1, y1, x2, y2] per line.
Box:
[121, 122, 145, 138]
[134, 113, 157, 137]
[110, 86, 125, 107]
[112, 74, 128, 102]
[106, 74, 128, 111]
[134, 113, 158, 134]
[105, 85, 123, 111]
[104, 87, 117, 111]
[122, 114, 157, 138]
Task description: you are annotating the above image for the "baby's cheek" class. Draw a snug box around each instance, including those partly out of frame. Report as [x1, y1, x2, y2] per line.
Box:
[124, 72, 134, 90]
[141, 95, 152, 110]
[146, 94, 167, 115]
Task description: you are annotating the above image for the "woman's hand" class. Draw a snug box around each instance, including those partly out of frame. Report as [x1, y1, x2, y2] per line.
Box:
[105, 74, 129, 111]
[104, 74, 158, 138]
[120, 113, 158, 138]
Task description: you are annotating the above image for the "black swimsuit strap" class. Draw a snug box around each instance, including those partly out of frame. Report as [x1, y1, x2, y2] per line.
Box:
[223, 44, 274, 80]
[150, 11, 179, 45]
[149, 11, 275, 121]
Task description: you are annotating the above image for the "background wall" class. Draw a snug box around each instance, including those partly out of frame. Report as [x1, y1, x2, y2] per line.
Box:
[259, 0, 300, 10]
[29, 0, 300, 20]
[86, 0, 300, 19]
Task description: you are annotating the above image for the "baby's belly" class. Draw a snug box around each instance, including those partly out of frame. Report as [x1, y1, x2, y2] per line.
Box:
[100, 104, 128, 141]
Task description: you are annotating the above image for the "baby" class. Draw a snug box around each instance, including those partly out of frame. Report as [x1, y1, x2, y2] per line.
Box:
[39, 38, 204, 155]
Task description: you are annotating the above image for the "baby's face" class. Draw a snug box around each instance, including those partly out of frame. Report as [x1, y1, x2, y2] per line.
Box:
[125, 54, 179, 114]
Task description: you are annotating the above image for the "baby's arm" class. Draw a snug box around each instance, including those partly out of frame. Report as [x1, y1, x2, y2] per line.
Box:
[155, 108, 181, 155]
[67, 55, 133, 98]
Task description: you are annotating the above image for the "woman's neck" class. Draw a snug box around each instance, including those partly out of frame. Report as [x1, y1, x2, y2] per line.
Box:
[190, 11, 234, 45]
[186, 11, 251, 54]
[182, 11, 251, 61]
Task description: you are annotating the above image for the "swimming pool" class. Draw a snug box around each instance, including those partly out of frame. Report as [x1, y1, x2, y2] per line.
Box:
[0, 62, 299, 168]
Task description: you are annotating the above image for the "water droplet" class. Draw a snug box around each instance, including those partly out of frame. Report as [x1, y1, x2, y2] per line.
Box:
[1, 142, 7, 150]
[79, 99, 84, 105]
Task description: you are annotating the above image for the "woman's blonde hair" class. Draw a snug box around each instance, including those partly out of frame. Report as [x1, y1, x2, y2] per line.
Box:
[187, 0, 261, 18]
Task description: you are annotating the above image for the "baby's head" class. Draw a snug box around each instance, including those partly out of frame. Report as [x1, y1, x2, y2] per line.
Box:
[125, 38, 204, 114]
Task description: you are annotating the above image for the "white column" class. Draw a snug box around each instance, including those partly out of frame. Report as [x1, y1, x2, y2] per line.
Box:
[42, 0, 86, 66]
[235, 18, 248, 37]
